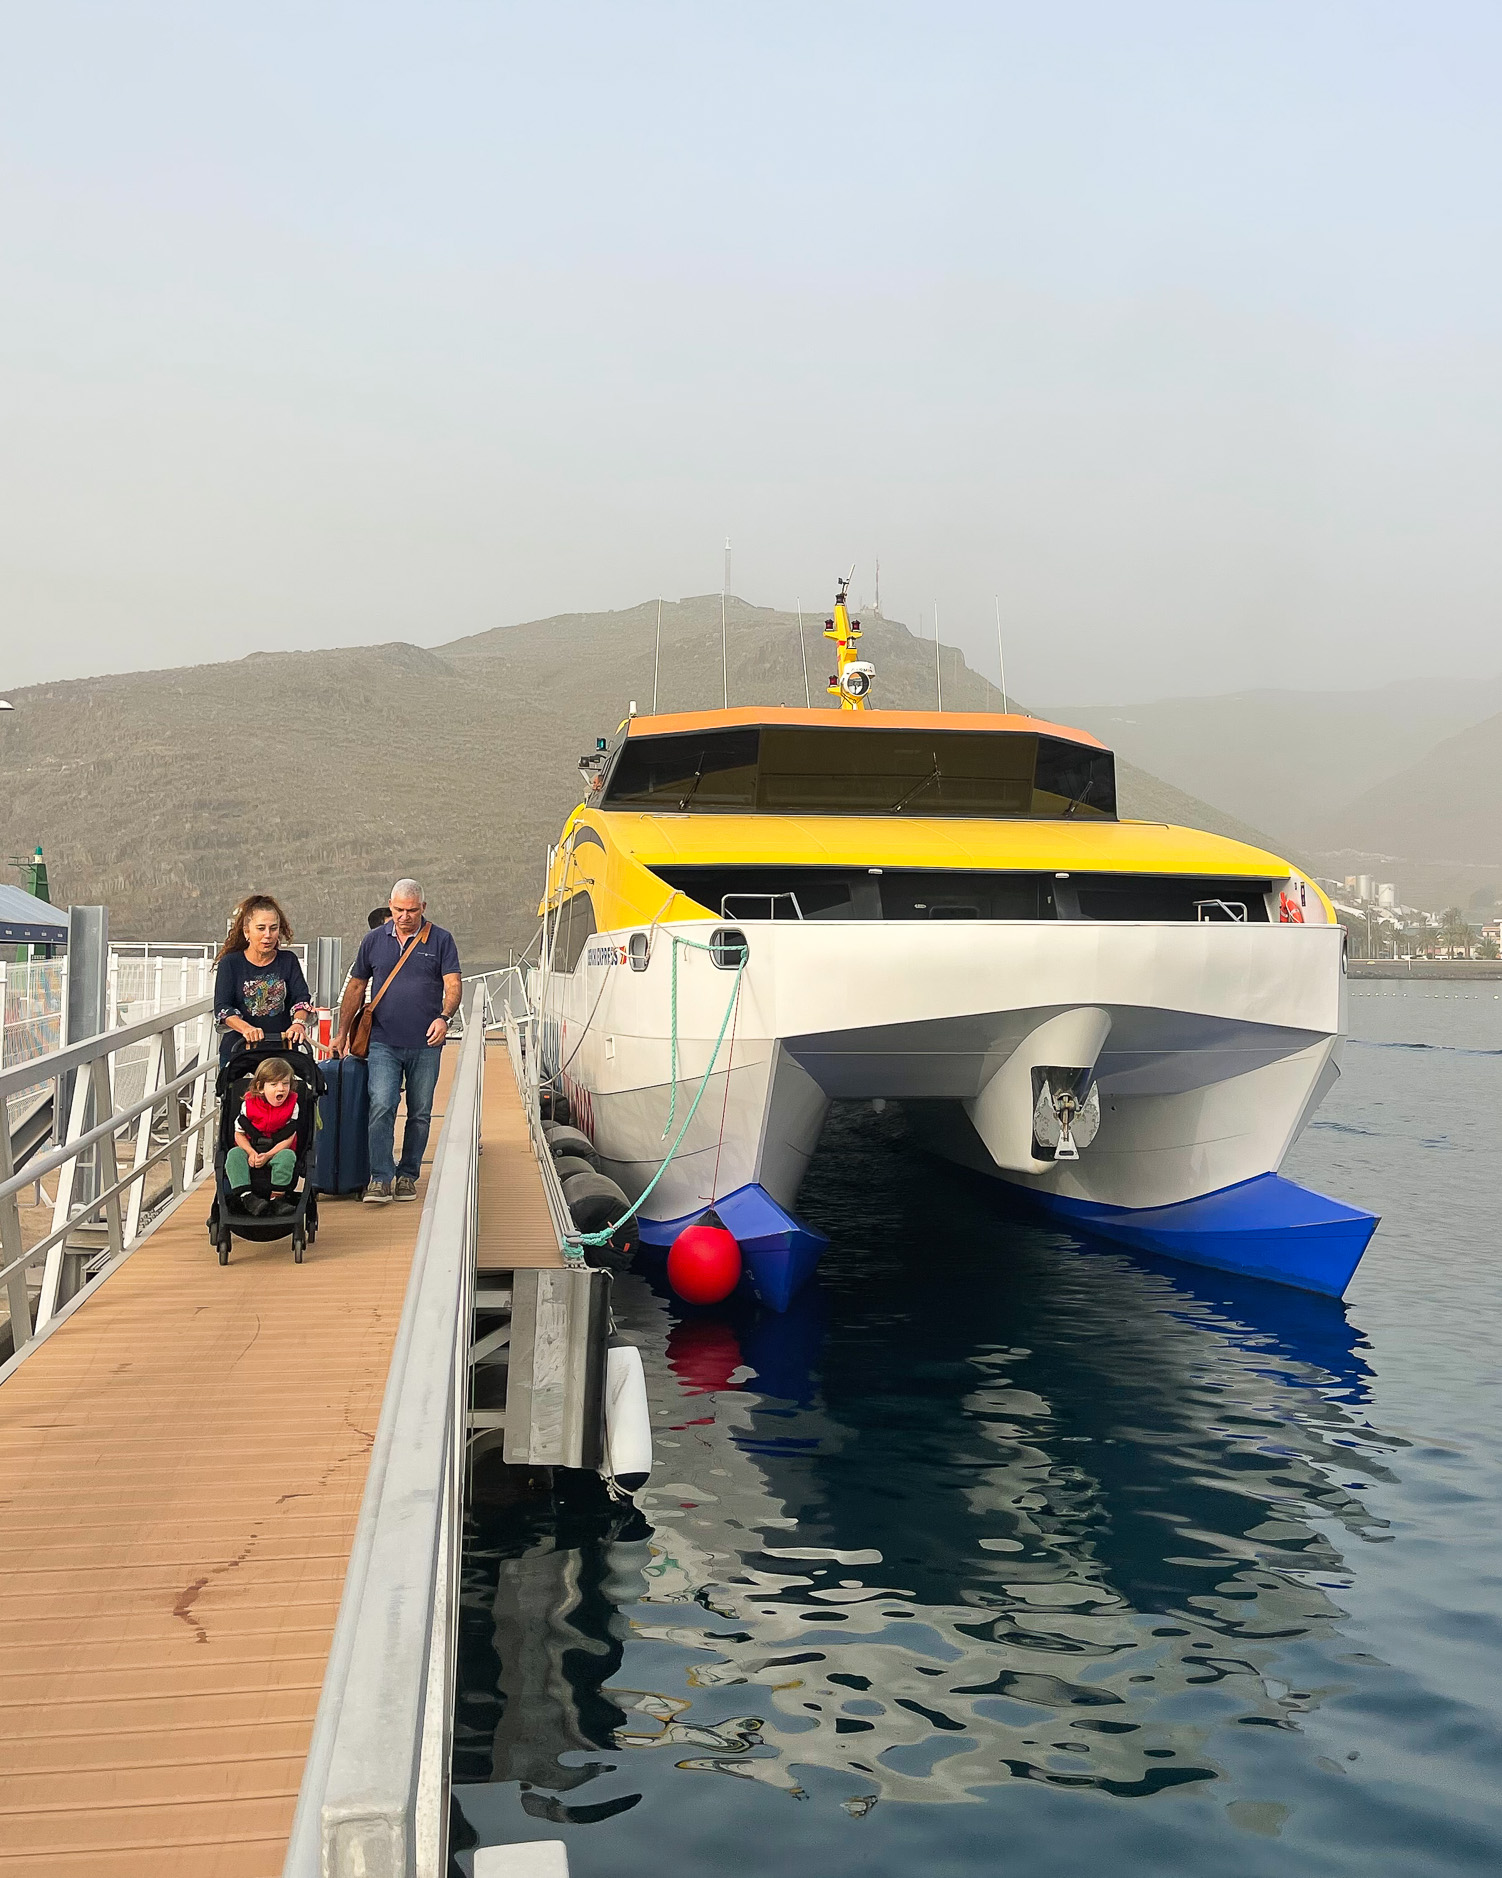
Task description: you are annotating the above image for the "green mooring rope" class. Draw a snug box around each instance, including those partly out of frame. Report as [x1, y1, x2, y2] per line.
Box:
[562, 932, 745, 1251]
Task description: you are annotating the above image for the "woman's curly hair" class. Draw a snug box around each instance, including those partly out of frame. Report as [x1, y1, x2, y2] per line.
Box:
[217, 894, 294, 963]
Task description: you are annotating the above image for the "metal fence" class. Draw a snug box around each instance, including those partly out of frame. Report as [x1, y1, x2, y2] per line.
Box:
[0, 994, 218, 1356]
[282, 984, 485, 1878]
[1, 951, 217, 1131]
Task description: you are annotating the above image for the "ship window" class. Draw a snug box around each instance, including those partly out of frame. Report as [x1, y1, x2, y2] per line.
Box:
[759, 726, 1036, 815]
[602, 725, 1115, 818]
[1073, 876, 1272, 922]
[604, 729, 759, 810]
[550, 891, 597, 973]
[1032, 739, 1116, 818]
[709, 928, 749, 969]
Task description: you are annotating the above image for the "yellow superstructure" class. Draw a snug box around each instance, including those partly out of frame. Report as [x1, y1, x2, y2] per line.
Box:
[539, 706, 1330, 931]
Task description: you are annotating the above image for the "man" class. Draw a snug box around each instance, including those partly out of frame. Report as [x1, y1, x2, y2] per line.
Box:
[337, 879, 462, 1203]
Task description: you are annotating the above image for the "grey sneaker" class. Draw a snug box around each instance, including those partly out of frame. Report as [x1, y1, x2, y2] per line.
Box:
[363, 1179, 393, 1205]
[394, 1175, 418, 1202]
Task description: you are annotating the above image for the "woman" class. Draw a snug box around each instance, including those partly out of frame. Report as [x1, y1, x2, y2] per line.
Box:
[214, 894, 312, 1060]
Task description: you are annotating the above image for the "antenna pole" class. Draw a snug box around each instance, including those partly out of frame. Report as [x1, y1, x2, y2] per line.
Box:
[653, 597, 662, 715]
[994, 593, 1008, 713]
[874, 555, 881, 616]
[934, 602, 943, 712]
[721, 539, 730, 708]
[796, 598, 811, 708]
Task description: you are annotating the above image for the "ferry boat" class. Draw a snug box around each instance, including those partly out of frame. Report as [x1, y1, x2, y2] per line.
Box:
[532, 582, 1377, 1310]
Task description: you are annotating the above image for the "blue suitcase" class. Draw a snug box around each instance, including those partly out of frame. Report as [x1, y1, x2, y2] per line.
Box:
[314, 1055, 370, 1195]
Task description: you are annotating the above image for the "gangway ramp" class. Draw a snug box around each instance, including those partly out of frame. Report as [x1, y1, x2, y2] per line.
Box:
[0, 1113, 435, 1874]
[1, 986, 599, 1877]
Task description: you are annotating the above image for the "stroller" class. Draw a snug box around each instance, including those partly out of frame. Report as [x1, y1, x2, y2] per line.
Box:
[208, 1034, 325, 1265]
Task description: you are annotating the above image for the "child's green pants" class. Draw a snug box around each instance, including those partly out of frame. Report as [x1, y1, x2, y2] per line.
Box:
[226, 1146, 296, 1190]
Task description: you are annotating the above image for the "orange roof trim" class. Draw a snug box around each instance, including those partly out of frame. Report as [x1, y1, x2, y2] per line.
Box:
[627, 705, 1108, 751]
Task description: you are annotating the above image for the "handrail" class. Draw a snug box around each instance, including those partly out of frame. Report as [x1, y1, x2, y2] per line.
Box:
[283, 983, 485, 1878]
[452, 967, 527, 1036]
[1, 993, 218, 1354]
[0, 993, 213, 1103]
[0, 1056, 208, 1207]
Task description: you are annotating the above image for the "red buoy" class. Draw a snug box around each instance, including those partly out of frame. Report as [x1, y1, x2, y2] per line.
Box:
[667, 1223, 742, 1305]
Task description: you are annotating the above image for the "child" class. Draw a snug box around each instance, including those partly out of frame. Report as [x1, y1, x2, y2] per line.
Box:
[227, 1058, 301, 1217]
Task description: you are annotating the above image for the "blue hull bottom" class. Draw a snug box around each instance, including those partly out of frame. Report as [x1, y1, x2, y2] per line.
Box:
[638, 1173, 1377, 1310]
[1004, 1171, 1378, 1298]
[637, 1183, 829, 1314]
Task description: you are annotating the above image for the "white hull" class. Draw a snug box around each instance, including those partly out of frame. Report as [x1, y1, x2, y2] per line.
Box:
[537, 919, 1347, 1225]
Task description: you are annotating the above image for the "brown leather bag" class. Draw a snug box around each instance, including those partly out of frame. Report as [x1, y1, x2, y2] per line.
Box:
[346, 923, 430, 1059]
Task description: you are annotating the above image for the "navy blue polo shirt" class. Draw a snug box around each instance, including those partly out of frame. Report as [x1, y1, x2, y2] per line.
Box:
[351, 921, 461, 1049]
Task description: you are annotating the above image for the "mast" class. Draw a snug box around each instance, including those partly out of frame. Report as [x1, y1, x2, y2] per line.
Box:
[653, 597, 662, 714]
[721, 539, 729, 709]
[934, 601, 943, 711]
[796, 598, 811, 708]
[994, 593, 1008, 713]
[823, 568, 872, 710]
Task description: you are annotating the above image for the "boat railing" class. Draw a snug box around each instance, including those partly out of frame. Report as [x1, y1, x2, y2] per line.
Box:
[283, 982, 485, 1878]
[0, 993, 219, 1359]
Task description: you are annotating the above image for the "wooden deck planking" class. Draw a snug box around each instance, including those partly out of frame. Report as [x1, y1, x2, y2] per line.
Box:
[0, 1038, 558, 1876]
[477, 1045, 563, 1271]
[0, 1075, 443, 1878]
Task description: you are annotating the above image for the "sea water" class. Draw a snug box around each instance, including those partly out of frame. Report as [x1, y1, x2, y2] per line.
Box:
[451, 983, 1502, 1876]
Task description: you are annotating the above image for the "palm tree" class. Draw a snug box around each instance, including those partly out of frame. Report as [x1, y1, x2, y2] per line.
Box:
[1439, 906, 1472, 959]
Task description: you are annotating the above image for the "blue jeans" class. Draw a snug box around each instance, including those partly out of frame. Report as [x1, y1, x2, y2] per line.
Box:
[367, 1042, 443, 1183]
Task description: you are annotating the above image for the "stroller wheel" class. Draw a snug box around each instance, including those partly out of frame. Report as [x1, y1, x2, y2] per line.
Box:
[292, 1226, 305, 1264]
[217, 1230, 231, 1267]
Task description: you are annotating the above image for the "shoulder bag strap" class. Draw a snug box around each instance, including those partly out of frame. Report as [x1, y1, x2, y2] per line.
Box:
[367, 922, 431, 1020]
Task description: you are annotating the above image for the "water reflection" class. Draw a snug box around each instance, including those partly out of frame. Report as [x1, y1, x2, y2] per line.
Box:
[455, 1104, 1401, 1844]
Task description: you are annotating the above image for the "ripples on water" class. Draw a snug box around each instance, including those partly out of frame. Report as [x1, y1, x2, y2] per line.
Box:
[453, 986, 1502, 1876]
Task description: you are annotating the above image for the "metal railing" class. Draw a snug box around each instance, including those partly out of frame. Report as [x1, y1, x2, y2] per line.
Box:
[0, 995, 218, 1355]
[2, 951, 217, 1130]
[450, 966, 528, 1037]
[283, 983, 485, 1878]
[500, 997, 583, 1264]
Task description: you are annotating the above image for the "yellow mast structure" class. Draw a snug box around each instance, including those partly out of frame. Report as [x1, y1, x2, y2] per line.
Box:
[823, 571, 874, 710]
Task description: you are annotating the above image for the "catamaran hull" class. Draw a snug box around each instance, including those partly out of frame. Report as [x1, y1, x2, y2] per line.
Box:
[539, 919, 1376, 1308]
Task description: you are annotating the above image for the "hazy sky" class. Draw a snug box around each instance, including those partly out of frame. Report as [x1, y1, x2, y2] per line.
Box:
[5, 3, 1502, 702]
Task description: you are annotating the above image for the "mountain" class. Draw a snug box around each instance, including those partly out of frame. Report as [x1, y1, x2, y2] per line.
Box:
[1302, 709, 1502, 914]
[1044, 674, 1502, 851]
[1, 597, 1289, 965]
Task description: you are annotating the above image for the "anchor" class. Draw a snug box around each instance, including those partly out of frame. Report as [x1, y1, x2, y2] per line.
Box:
[1032, 1069, 1101, 1162]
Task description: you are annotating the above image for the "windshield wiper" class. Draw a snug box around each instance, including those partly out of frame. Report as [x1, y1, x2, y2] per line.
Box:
[1063, 778, 1096, 816]
[677, 751, 709, 811]
[889, 761, 941, 813]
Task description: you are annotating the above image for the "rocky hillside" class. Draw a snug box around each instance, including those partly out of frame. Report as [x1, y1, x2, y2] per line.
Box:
[3, 596, 1289, 965]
